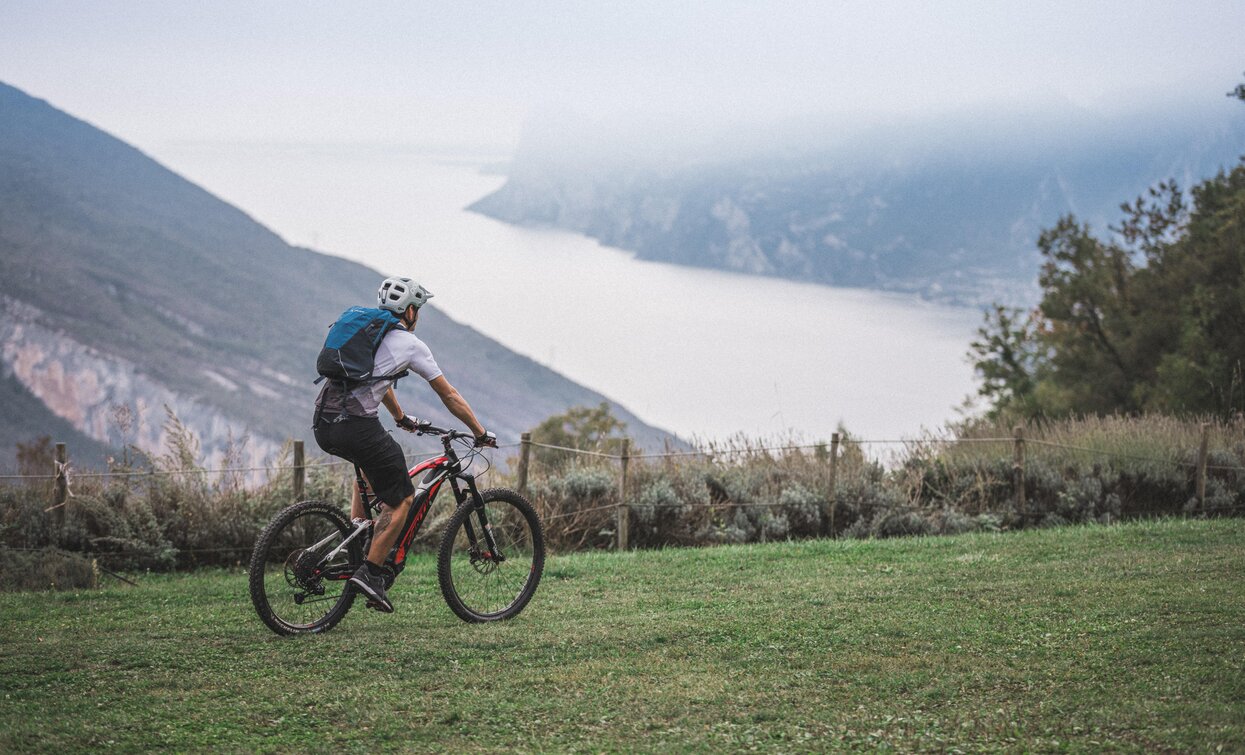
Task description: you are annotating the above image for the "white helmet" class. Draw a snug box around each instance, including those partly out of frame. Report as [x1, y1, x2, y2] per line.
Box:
[377, 277, 434, 314]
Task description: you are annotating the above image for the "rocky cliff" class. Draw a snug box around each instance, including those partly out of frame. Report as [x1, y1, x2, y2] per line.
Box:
[472, 106, 1245, 305]
[0, 81, 683, 469]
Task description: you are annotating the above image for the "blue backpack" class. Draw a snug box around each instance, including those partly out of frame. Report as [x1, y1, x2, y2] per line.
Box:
[314, 307, 408, 386]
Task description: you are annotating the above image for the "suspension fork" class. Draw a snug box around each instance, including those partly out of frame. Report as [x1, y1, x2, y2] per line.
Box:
[452, 473, 504, 561]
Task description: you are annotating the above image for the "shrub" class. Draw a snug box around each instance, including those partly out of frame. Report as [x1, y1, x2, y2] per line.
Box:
[872, 510, 931, 539]
[0, 547, 98, 592]
[3, 414, 1241, 575]
[777, 483, 825, 537]
[934, 509, 979, 535]
[529, 463, 618, 551]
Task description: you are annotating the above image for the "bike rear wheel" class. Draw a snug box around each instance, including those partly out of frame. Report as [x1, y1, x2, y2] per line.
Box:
[248, 500, 361, 635]
[437, 488, 545, 623]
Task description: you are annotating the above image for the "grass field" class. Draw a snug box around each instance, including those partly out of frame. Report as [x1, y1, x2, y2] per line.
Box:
[1, 519, 1242, 752]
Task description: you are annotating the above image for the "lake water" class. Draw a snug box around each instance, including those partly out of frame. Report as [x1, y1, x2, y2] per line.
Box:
[154, 143, 983, 443]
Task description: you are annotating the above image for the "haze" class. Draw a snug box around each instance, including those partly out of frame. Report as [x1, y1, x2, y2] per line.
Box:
[2, 1, 1242, 159]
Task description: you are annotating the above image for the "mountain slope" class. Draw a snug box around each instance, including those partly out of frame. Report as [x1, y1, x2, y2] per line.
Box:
[0, 81, 681, 468]
[471, 105, 1245, 305]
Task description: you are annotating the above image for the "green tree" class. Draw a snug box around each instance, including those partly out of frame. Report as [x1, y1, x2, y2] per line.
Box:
[967, 305, 1044, 417]
[1034, 216, 1140, 413]
[529, 403, 630, 469]
[970, 80, 1245, 418]
[1135, 166, 1245, 412]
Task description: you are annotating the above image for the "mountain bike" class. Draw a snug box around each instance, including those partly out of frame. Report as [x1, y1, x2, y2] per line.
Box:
[248, 421, 544, 635]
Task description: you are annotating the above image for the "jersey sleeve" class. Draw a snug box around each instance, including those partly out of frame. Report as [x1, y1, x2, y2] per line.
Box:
[403, 335, 443, 382]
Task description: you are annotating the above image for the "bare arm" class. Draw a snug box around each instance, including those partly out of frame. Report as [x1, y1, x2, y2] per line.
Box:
[428, 375, 486, 438]
[380, 386, 405, 422]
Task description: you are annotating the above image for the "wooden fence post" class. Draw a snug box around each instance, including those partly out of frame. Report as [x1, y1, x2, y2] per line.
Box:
[1013, 426, 1026, 521]
[827, 432, 841, 537]
[1195, 422, 1210, 510]
[616, 439, 630, 551]
[53, 441, 67, 530]
[517, 432, 532, 497]
[292, 440, 305, 501]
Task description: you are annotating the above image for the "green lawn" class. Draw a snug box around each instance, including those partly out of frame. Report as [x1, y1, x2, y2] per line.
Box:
[1, 519, 1242, 752]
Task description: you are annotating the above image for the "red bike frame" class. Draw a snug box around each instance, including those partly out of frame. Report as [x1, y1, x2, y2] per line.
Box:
[388, 455, 450, 566]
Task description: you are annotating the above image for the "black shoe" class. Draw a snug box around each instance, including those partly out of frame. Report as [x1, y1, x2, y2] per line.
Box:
[348, 563, 394, 613]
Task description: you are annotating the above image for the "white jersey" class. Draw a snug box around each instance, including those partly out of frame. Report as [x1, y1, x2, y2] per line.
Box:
[348, 328, 443, 416]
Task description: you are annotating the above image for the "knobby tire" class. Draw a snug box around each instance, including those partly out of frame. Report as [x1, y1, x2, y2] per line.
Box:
[249, 499, 361, 636]
[437, 488, 545, 623]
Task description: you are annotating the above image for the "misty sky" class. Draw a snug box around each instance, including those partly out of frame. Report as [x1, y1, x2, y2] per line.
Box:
[2, 1, 1242, 157]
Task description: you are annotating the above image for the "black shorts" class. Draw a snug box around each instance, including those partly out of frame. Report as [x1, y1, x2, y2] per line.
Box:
[313, 414, 415, 508]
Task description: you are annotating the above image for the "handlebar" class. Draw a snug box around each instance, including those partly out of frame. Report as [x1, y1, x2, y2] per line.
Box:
[412, 420, 473, 443]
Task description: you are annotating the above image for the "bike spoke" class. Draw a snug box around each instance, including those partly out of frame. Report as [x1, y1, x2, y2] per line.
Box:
[446, 496, 538, 617]
[258, 509, 355, 630]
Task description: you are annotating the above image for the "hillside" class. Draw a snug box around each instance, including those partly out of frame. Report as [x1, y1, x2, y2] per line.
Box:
[471, 105, 1245, 305]
[0, 81, 682, 468]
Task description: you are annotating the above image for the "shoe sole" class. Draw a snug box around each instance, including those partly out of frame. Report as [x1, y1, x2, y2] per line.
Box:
[348, 575, 394, 613]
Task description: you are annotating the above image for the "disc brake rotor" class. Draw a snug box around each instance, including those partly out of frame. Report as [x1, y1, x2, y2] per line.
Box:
[469, 548, 500, 575]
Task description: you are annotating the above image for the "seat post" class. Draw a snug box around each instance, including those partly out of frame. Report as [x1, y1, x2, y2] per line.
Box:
[353, 465, 376, 514]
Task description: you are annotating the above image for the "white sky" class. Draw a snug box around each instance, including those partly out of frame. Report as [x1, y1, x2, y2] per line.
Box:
[1, 1, 1242, 155]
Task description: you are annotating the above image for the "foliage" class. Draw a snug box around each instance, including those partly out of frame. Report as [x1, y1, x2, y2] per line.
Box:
[4, 410, 1242, 589]
[0, 546, 97, 592]
[1230, 72, 1245, 102]
[0, 411, 352, 581]
[527, 463, 618, 551]
[971, 92, 1245, 419]
[528, 402, 629, 471]
[518, 415, 1243, 551]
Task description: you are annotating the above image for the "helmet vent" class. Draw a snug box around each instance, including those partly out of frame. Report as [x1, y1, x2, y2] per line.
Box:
[377, 276, 433, 313]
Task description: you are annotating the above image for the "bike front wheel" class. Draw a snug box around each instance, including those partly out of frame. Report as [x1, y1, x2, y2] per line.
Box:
[248, 500, 362, 635]
[437, 488, 545, 623]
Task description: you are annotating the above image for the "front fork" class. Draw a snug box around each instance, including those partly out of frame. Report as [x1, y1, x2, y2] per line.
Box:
[453, 474, 504, 563]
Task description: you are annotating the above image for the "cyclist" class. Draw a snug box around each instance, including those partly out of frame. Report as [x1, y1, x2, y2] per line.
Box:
[312, 276, 496, 613]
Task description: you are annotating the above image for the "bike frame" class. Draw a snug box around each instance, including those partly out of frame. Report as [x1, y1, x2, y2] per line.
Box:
[334, 431, 502, 582]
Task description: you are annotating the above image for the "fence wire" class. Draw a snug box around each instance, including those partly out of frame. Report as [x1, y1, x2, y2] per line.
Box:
[1, 432, 1240, 497]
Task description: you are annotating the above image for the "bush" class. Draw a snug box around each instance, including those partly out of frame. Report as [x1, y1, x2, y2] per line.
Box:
[777, 484, 825, 537]
[0, 547, 98, 592]
[529, 463, 619, 551]
[3, 414, 1241, 572]
[872, 511, 932, 539]
[934, 509, 979, 535]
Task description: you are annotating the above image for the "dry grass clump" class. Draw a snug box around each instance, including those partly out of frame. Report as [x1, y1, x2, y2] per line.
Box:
[2, 414, 1242, 590]
[519, 416, 1244, 550]
[0, 412, 354, 585]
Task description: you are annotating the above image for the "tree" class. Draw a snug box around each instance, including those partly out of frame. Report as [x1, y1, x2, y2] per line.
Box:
[529, 403, 630, 469]
[1228, 72, 1245, 102]
[967, 305, 1044, 418]
[970, 81, 1245, 418]
[1035, 217, 1140, 412]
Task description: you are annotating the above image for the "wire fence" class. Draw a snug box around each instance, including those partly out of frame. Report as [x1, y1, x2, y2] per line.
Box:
[2, 432, 1242, 490]
[2, 426, 1241, 567]
[513, 426, 1244, 549]
[4, 431, 1244, 475]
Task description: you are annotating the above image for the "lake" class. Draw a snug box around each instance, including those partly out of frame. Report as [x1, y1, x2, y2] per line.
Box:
[153, 143, 984, 443]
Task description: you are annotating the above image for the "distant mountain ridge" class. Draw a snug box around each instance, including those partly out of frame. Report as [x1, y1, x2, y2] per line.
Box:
[0, 81, 682, 468]
[471, 105, 1245, 305]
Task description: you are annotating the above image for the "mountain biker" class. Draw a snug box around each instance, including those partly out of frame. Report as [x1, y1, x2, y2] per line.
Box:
[312, 276, 496, 613]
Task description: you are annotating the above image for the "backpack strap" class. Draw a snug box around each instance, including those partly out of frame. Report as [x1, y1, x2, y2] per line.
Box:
[310, 370, 408, 386]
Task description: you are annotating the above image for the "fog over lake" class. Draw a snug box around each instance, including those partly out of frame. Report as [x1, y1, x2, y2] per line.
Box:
[159, 144, 982, 443]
